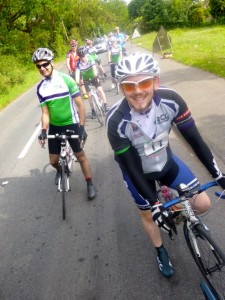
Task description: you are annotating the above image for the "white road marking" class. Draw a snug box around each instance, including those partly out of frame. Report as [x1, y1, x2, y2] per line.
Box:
[18, 123, 41, 159]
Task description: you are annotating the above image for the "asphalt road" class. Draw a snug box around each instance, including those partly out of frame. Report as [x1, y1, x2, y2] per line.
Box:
[0, 41, 225, 300]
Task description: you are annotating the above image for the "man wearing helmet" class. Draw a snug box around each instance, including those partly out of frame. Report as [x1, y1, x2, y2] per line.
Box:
[66, 39, 88, 99]
[75, 46, 109, 118]
[32, 47, 96, 200]
[114, 26, 129, 57]
[106, 52, 225, 277]
[85, 39, 107, 78]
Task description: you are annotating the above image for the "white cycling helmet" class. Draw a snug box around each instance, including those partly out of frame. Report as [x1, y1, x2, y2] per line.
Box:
[116, 52, 160, 81]
[32, 48, 54, 63]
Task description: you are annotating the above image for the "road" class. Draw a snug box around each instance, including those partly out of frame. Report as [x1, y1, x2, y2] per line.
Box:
[0, 42, 225, 300]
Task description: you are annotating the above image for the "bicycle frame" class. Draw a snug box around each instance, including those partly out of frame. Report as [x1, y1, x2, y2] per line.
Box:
[47, 131, 79, 220]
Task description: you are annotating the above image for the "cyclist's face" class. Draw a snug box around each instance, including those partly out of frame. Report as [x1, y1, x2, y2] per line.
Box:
[36, 60, 53, 78]
[120, 74, 159, 113]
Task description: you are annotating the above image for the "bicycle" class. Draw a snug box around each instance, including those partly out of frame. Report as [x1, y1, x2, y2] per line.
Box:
[47, 130, 79, 220]
[158, 181, 225, 300]
[96, 58, 106, 83]
[87, 79, 105, 126]
[110, 62, 120, 94]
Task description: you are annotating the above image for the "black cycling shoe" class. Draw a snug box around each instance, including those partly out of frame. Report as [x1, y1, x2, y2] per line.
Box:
[54, 171, 61, 185]
[157, 247, 174, 278]
[87, 184, 96, 200]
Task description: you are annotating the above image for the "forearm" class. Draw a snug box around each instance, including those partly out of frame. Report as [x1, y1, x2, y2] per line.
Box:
[116, 147, 157, 203]
[180, 124, 221, 178]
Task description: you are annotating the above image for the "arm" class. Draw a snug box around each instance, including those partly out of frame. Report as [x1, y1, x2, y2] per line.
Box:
[74, 95, 85, 126]
[75, 68, 81, 85]
[66, 54, 72, 73]
[41, 105, 50, 130]
[178, 124, 222, 179]
[116, 146, 157, 204]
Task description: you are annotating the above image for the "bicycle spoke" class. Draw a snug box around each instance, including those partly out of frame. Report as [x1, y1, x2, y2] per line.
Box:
[184, 223, 225, 300]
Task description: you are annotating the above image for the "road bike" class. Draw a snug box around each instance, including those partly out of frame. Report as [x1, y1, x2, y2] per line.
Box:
[96, 58, 106, 83]
[87, 79, 105, 126]
[47, 130, 78, 220]
[158, 181, 225, 300]
[109, 62, 120, 95]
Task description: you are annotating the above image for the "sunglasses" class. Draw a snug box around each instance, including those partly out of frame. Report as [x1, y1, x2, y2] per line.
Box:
[36, 62, 50, 69]
[120, 77, 154, 93]
[71, 44, 77, 47]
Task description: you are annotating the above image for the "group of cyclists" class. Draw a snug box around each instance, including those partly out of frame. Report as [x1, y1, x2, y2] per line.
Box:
[65, 26, 129, 118]
[32, 24, 225, 283]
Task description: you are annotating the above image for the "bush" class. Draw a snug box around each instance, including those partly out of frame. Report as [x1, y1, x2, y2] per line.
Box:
[0, 54, 26, 89]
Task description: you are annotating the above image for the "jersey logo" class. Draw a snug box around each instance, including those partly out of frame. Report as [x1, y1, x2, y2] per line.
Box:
[156, 113, 169, 124]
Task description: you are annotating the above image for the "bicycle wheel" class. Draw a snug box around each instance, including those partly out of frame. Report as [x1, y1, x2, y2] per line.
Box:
[61, 163, 67, 220]
[91, 94, 104, 126]
[184, 222, 225, 300]
[97, 65, 105, 83]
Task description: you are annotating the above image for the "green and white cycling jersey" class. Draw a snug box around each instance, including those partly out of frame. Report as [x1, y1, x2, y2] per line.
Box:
[86, 46, 98, 61]
[110, 45, 122, 63]
[76, 55, 96, 81]
[37, 70, 81, 126]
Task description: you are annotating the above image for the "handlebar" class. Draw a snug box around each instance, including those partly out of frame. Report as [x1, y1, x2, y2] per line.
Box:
[163, 181, 224, 209]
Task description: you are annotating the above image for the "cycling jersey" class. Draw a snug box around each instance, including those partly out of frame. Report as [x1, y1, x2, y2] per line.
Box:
[109, 45, 122, 63]
[66, 50, 79, 72]
[114, 32, 127, 48]
[86, 46, 98, 61]
[37, 70, 80, 126]
[76, 55, 96, 81]
[106, 86, 221, 208]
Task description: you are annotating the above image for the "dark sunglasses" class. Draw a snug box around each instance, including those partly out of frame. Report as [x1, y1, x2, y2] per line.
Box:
[36, 62, 50, 69]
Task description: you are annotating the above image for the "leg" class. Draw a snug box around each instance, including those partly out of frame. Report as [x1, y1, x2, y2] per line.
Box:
[190, 191, 211, 214]
[74, 150, 96, 200]
[139, 210, 162, 247]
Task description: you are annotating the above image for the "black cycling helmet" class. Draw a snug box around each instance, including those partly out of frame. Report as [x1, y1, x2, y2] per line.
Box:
[77, 46, 87, 58]
[32, 48, 54, 63]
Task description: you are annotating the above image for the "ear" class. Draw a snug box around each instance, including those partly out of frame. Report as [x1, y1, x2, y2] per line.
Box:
[153, 77, 160, 91]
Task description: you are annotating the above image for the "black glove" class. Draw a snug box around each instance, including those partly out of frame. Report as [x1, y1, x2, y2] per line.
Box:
[38, 129, 47, 141]
[78, 125, 87, 141]
[151, 202, 173, 236]
[216, 173, 225, 190]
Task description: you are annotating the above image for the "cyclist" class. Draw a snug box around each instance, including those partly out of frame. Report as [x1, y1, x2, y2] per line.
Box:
[106, 52, 225, 277]
[32, 47, 96, 200]
[114, 26, 129, 57]
[108, 39, 122, 89]
[85, 39, 107, 78]
[66, 39, 88, 99]
[107, 32, 115, 51]
[75, 46, 109, 119]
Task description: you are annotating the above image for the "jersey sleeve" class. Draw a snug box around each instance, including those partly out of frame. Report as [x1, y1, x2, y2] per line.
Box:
[107, 111, 131, 153]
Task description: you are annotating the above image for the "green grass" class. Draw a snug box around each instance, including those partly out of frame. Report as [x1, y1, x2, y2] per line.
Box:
[131, 25, 225, 78]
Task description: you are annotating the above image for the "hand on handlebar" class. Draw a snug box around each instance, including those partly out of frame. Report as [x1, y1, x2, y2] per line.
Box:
[38, 129, 47, 148]
[151, 202, 176, 239]
[78, 125, 88, 144]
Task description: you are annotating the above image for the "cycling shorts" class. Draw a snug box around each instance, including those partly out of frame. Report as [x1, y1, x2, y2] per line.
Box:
[84, 77, 101, 92]
[48, 123, 82, 154]
[120, 154, 200, 211]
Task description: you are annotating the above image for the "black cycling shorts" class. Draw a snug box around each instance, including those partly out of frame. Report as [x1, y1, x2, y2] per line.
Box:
[84, 77, 101, 92]
[48, 123, 82, 154]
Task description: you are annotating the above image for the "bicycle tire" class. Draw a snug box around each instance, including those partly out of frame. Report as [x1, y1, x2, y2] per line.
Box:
[91, 94, 104, 126]
[97, 65, 105, 83]
[61, 163, 66, 220]
[66, 142, 73, 173]
[184, 222, 225, 300]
